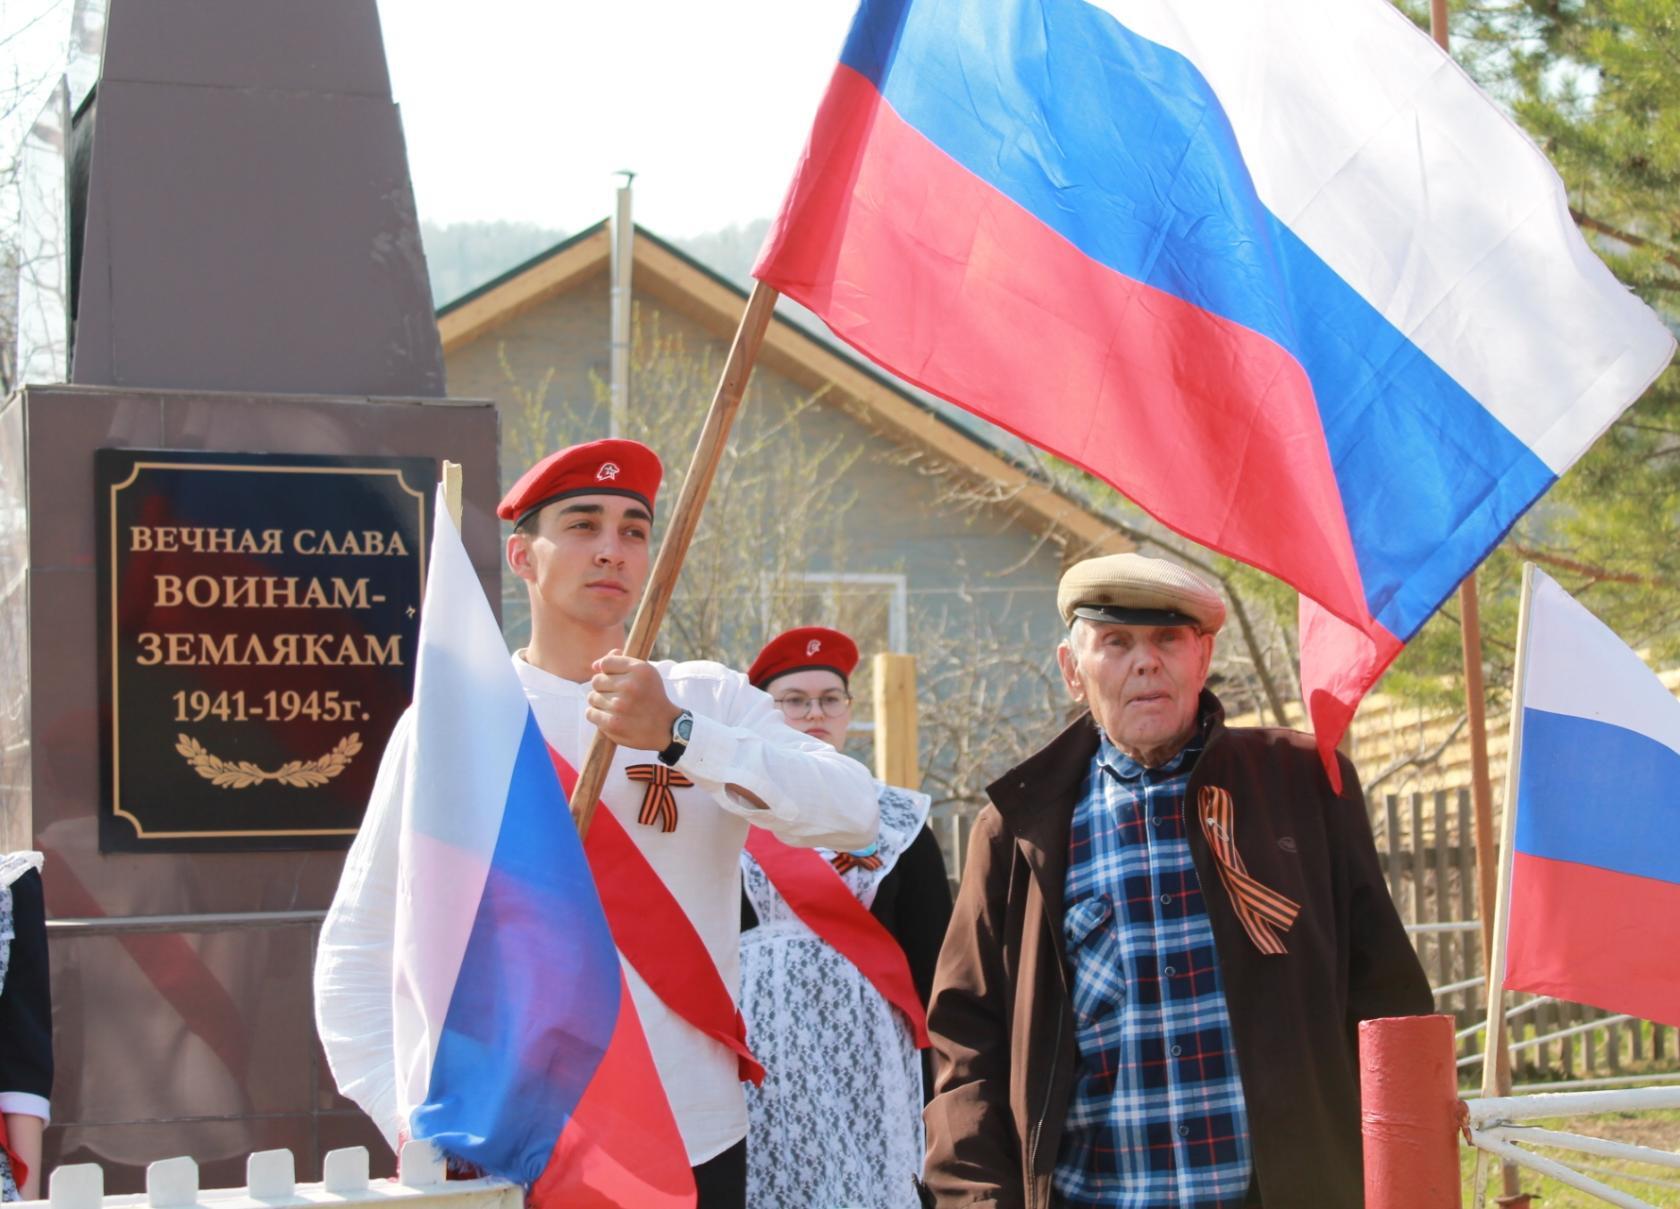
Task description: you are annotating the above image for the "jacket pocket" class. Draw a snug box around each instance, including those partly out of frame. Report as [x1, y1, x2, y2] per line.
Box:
[1063, 894, 1123, 1035]
[1063, 894, 1111, 948]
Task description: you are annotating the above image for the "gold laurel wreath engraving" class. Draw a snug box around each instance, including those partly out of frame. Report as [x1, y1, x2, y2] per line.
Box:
[175, 732, 363, 789]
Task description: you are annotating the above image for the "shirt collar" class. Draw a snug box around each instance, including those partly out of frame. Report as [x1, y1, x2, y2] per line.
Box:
[1095, 714, 1208, 783]
[512, 650, 587, 696]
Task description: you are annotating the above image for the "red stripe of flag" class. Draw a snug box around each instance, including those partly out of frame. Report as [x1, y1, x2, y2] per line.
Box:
[532, 974, 695, 1209]
[1506, 852, 1680, 1028]
[755, 64, 1370, 632]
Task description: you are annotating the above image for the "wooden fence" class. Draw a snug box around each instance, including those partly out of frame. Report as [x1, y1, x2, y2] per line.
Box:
[1378, 789, 1677, 1086]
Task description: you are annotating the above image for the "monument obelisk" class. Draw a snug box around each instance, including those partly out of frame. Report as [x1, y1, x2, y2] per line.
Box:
[1, 0, 497, 1186]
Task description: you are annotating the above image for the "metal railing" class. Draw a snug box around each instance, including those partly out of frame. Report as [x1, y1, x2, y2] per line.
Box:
[1464, 1084, 1680, 1208]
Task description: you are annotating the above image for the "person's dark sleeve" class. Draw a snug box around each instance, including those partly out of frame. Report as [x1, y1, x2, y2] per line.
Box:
[877, 826, 954, 1008]
[1333, 756, 1434, 1042]
[0, 870, 54, 1107]
[874, 825, 955, 1105]
[922, 806, 1024, 1209]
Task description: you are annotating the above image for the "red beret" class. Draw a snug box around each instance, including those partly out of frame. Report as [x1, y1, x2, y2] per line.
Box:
[497, 439, 663, 527]
[748, 626, 860, 689]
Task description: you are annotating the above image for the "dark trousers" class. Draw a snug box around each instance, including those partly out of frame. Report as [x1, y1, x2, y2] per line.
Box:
[693, 1138, 746, 1209]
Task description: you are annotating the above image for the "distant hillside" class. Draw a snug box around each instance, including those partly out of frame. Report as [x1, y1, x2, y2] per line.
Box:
[419, 216, 775, 309]
[673, 219, 770, 290]
[418, 215, 1031, 460]
[420, 220, 568, 306]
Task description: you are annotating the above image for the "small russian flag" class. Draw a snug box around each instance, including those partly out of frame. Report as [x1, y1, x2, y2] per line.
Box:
[392, 489, 694, 1208]
[1503, 568, 1680, 1028]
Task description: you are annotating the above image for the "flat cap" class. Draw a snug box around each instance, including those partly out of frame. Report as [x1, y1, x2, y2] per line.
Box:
[497, 438, 663, 528]
[1057, 552, 1226, 633]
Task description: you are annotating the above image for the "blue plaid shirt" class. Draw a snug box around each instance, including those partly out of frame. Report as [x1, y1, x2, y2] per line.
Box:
[1053, 726, 1253, 1208]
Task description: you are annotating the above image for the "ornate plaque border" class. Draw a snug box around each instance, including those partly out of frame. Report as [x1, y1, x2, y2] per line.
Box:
[96, 450, 432, 851]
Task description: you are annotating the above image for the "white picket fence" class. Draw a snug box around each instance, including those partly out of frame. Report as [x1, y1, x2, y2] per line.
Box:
[20, 1143, 518, 1209]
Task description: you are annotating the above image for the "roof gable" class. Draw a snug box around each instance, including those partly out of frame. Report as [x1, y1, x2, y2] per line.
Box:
[437, 219, 1129, 557]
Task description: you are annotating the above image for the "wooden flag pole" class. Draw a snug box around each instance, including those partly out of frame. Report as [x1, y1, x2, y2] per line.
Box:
[1480, 563, 1535, 1101]
[442, 460, 463, 531]
[1476, 564, 1537, 1208]
[1424, 0, 1501, 987]
[1460, 576, 1502, 969]
[1426, 0, 1509, 1053]
[570, 280, 781, 836]
[1427, 6, 1520, 1199]
[1478, 567, 1532, 1209]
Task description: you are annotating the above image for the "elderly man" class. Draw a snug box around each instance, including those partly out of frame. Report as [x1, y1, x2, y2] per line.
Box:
[922, 553, 1431, 1208]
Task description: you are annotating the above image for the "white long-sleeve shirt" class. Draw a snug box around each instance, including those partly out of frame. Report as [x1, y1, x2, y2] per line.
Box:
[313, 654, 879, 1165]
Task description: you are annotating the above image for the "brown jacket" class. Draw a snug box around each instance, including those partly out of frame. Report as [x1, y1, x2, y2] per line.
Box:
[922, 696, 1432, 1208]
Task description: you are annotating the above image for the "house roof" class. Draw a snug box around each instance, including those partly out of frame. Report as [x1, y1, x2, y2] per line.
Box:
[436, 219, 1132, 558]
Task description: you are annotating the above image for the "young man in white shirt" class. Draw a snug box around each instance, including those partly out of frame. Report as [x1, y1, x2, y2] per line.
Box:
[314, 438, 879, 1209]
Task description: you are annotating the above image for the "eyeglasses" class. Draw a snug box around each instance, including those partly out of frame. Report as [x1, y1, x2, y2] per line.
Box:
[772, 691, 853, 718]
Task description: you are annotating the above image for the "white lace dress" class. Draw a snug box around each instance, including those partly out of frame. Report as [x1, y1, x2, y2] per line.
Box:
[740, 783, 932, 1209]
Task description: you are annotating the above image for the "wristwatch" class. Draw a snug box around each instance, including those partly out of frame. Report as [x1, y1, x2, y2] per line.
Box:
[657, 709, 694, 767]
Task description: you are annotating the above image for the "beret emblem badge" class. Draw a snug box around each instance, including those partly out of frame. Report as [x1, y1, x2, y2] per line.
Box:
[806, 639, 822, 656]
[596, 462, 621, 481]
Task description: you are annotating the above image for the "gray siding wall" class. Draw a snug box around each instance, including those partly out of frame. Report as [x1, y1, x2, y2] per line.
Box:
[443, 273, 1075, 825]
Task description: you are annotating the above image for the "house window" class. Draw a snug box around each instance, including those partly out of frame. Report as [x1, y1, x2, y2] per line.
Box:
[761, 572, 908, 731]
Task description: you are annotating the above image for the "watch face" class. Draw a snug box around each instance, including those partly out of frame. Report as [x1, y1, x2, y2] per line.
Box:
[675, 712, 694, 742]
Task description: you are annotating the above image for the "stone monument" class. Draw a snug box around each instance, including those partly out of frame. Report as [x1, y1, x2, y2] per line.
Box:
[1, 0, 498, 1186]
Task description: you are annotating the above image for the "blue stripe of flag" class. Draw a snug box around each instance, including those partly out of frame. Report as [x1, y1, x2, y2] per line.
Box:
[1517, 709, 1680, 887]
[838, 0, 1555, 638]
[410, 712, 622, 1184]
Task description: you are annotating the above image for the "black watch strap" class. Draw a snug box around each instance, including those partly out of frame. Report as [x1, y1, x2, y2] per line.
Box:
[657, 709, 694, 766]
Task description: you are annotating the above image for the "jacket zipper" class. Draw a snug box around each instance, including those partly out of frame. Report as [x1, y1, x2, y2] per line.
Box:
[1028, 904, 1072, 1209]
[1028, 1007, 1065, 1209]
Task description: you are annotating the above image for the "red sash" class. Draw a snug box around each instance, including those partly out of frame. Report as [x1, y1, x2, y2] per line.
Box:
[0, 1111, 27, 1192]
[548, 748, 765, 1086]
[745, 828, 930, 1048]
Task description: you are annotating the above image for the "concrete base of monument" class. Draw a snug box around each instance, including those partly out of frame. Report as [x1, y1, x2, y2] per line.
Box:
[0, 382, 498, 1191]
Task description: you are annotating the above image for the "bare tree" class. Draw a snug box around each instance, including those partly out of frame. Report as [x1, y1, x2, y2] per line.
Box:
[496, 309, 864, 674]
[3, 0, 104, 396]
[1, 0, 79, 396]
[887, 435, 1305, 728]
[912, 591, 1065, 813]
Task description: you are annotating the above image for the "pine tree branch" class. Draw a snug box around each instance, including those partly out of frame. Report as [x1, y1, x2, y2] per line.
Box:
[1364, 713, 1470, 794]
[1569, 206, 1680, 272]
[1224, 587, 1291, 727]
[1506, 542, 1673, 588]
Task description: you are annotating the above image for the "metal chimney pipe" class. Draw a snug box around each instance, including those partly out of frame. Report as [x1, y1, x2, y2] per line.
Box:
[609, 171, 635, 438]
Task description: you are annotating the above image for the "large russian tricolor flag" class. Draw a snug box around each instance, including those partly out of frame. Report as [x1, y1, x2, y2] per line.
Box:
[392, 490, 693, 1208]
[1502, 568, 1680, 1028]
[755, 0, 1674, 776]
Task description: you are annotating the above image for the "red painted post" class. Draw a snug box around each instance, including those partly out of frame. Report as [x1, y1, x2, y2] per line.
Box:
[1360, 1014, 1463, 1209]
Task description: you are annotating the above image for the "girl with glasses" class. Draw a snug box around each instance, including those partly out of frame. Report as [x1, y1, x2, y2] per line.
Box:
[738, 627, 953, 1209]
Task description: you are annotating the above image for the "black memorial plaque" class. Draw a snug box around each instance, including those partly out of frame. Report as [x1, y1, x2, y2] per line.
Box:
[97, 450, 435, 851]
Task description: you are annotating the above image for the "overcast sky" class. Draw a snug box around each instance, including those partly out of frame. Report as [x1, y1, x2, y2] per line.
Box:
[381, 0, 860, 237]
[2, 0, 862, 239]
